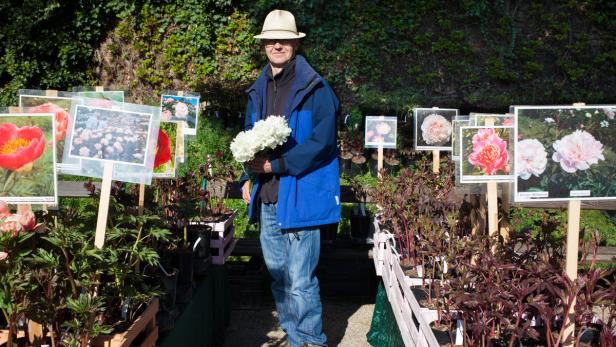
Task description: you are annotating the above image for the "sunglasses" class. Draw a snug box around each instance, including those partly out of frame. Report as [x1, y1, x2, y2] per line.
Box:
[262, 39, 296, 47]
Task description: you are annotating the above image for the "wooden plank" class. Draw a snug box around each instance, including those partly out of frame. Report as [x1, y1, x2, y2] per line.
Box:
[94, 162, 113, 249]
[432, 150, 440, 174]
[564, 199, 581, 347]
[91, 298, 159, 347]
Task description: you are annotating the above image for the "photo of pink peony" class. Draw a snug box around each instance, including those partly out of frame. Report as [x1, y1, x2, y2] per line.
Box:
[467, 128, 509, 175]
[364, 117, 397, 148]
[460, 126, 513, 183]
[421, 114, 452, 145]
[160, 93, 200, 134]
[516, 139, 547, 180]
[551, 130, 604, 173]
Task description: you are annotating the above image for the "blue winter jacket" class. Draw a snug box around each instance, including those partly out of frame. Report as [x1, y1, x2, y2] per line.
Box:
[243, 55, 341, 229]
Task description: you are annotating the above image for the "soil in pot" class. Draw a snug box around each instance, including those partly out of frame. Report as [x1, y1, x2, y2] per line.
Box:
[350, 155, 367, 176]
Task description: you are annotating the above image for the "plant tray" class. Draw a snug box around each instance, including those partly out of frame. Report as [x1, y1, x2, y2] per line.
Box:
[91, 297, 159, 347]
[372, 218, 391, 277]
[213, 238, 237, 265]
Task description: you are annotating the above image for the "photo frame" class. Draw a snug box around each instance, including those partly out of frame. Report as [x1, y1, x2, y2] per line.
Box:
[63, 99, 161, 185]
[152, 121, 179, 178]
[19, 89, 82, 171]
[470, 113, 514, 126]
[452, 116, 470, 162]
[77, 90, 125, 103]
[459, 126, 515, 183]
[514, 105, 616, 201]
[160, 91, 200, 136]
[0, 113, 58, 204]
[364, 116, 397, 149]
[414, 108, 458, 151]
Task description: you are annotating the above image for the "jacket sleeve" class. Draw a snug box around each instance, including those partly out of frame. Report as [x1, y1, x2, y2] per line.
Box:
[270, 83, 339, 177]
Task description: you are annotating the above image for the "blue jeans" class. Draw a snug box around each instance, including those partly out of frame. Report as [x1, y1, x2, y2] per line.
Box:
[260, 203, 327, 347]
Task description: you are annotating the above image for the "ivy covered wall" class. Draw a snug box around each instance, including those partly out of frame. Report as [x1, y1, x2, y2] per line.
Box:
[2, 0, 616, 115]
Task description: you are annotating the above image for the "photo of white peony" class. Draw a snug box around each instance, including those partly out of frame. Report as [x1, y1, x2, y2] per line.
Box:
[516, 139, 547, 180]
[364, 116, 397, 149]
[551, 130, 604, 173]
[414, 108, 458, 150]
[160, 92, 200, 134]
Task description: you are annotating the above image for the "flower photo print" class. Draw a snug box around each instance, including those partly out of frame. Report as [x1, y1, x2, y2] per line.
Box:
[77, 91, 125, 103]
[364, 116, 397, 149]
[19, 94, 77, 167]
[68, 105, 151, 165]
[160, 93, 200, 135]
[0, 114, 57, 203]
[514, 106, 616, 201]
[452, 117, 470, 161]
[153, 122, 177, 178]
[460, 126, 514, 183]
[414, 108, 458, 150]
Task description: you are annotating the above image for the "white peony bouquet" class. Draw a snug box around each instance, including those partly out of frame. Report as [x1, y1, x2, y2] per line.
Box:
[230, 115, 292, 163]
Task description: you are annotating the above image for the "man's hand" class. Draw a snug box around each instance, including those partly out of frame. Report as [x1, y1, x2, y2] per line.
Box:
[246, 157, 272, 174]
[242, 180, 251, 204]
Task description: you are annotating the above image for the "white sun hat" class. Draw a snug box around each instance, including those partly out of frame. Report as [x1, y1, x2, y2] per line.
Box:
[254, 9, 306, 40]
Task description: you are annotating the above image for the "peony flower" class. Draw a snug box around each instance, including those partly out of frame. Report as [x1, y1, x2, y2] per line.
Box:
[468, 128, 509, 175]
[585, 112, 592, 118]
[502, 118, 514, 126]
[516, 139, 548, 179]
[29, 102, 69, 141]
[174, 102, 189, 118]
[230, 115, 291, 163]
[94, 143, 102, 150]
[0, 123, 46, 171]
[552, 130, 604, 173]
[0, 251, 8, 261]
[162, 109, 173, 121]
[375, 122, 391, 135]
[113, 142, 123, 151]
[601, 120, 609, 128]
[602, 108, 615, 120]
[372, 136, 385, 143]
[544, 118, 555, 124]
[154, 129, 171, 168]
[79, 146, 90, 157]
[421, 114, 452, 145]
[0, 202, 10, 219]
[16, 205, 35, 232]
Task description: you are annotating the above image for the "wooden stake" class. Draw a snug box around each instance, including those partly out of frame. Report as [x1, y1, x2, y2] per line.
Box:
[45, 90, 58, 97]
[499, 183, 511, 241]
[563, 199, 581, 346]
[8, 107, 22, 113]
[487, 181, 498, 238]
[377, 145, 383, 179]
[138, 183, 145, 215]
[176, 122, 185, 163]
[94, 162, 113, 249]
[178, 91, 184, 97]
[95, 86, 104, 92]
[432, 150, 440, 174]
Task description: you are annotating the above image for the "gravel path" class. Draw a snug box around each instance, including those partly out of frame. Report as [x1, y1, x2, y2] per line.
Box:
[224, 300, 374, 347]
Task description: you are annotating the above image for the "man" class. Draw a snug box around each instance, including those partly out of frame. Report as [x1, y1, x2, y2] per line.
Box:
[241, 9, 340, 347]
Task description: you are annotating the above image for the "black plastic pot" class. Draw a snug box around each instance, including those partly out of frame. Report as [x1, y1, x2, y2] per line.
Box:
[320, 222, 338, 246]
[187, 223, 212, 276]
[157, 266, 179, 332]
[172, 248, 194, 304]
[350, 208, 372, 242]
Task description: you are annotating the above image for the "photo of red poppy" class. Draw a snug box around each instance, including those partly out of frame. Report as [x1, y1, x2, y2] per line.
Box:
[0, 114, 57, 204]
[153, 122, 178, 178]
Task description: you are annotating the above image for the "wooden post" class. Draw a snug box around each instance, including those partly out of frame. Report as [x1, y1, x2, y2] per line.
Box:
[377, 145, 383, 179]
[500, 183, 511, 241]
[178, 91, 184, 97]
[8, 107, 22, 113]
[484, 116, 498, 240]
[95, 86, 104, 92]
[563, 199, 581, 346]
[432, 150, 440, 174]
[45, 90, 58, 97]
[94, 162, 113, 249]
[176, 122, 185, 163]
[138, 183, 145, 215]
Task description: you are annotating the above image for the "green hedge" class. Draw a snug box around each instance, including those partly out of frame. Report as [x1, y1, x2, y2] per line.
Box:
[3, 1, 616, 115]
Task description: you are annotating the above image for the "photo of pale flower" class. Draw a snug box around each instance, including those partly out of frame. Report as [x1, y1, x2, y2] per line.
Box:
[516, 139, 547, 180]
[414, 109, 457, 150]
[551, 130, 604, 173]
[515, 106, 616, 200]
[421, 114, 452, 145]
[364, 117, 396, 148]
[160, 93, 200, 131]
